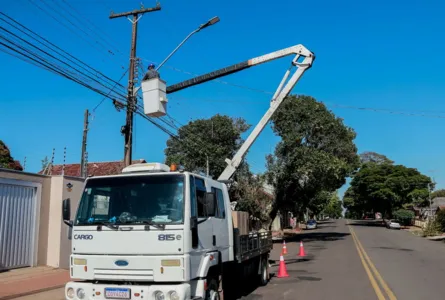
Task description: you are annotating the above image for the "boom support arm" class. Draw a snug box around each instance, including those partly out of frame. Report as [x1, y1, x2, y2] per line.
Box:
[166, 44, 315, 181]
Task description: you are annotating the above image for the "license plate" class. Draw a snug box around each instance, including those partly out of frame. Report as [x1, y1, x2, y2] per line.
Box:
[104, 288, 131, 299]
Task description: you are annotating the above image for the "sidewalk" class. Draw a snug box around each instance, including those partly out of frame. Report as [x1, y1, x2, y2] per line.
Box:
[0, 266, 70, 299]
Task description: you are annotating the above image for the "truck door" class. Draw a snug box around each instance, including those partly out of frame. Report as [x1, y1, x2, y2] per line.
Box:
[211, 186, 230, 262]
[189, 176, 214, 278]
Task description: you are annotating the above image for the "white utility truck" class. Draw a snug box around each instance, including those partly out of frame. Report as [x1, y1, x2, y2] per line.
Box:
[63, 44, 314, 300]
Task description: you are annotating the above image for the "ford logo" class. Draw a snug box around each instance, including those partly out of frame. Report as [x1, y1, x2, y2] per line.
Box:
[115, 260, 129, 267]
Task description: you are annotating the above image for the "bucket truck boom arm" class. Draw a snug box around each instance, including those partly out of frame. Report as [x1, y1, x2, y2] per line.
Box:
[165, 44, 315, 181]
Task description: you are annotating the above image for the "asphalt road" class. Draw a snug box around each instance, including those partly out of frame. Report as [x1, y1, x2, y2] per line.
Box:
[20, 219, 445, 300]
[242, 219, 445, 300]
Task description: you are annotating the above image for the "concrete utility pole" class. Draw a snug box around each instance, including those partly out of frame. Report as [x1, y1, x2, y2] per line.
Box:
[80, 109, 89, 178]
[109, 4, 161, 167]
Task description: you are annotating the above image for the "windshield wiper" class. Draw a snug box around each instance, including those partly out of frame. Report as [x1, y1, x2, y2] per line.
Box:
[138, 220, 166, 230]
[93, 221, 119, 231]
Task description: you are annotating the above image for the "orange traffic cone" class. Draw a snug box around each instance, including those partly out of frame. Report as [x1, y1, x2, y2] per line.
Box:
[276, 255, 289, 278]
[298, 241, 306, 257]
[281, 240, 288, 255]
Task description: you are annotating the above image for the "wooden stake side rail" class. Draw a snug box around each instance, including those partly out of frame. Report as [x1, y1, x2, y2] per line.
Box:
[234, 230, 273, 262]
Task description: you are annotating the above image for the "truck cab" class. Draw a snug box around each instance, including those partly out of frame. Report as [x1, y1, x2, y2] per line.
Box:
[63, 162, 270, 300]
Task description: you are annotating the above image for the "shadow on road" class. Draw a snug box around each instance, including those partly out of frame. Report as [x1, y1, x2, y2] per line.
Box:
[374, 246, 414, 252]
[347, 220, 385, 227]
[270, 256, 314, 267]
[316, 225, 337, 229]
[299, 231, 350, 243]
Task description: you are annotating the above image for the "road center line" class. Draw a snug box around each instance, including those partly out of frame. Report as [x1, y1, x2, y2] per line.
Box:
[349, 226, 398, 300]
[349, 225, 386, 300]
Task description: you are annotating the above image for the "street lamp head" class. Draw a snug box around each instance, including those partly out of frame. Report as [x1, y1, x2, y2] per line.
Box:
[199, 16, 220, 30]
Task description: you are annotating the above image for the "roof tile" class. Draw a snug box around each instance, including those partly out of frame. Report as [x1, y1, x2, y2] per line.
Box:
[38, 159, 146, 177]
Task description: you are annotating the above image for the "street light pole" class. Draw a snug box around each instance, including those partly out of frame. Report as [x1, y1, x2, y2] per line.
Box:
[156, 16, 220, 71]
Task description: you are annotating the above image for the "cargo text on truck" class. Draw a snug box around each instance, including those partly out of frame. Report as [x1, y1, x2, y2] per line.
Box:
[62, 44, 315, 300]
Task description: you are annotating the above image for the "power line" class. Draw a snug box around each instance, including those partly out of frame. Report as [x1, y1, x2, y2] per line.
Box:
[0, 25, 127, 100]
[0, 37, 119, 101]
[141, 57, 445, 120]
[0, 14, 186, 148]
[92, 68, 129, 112]
[167, 95, 445, 120]
[27, 0, 110, 56]
[57, 0, 123, 55]
[0, 12, 126, 87]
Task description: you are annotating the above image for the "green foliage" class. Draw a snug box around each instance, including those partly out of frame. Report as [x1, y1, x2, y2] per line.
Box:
[431, 189, 445, 199]
[321, 193, 343, 218]
[345, 210, 360, 219]
[343, 161, 432, 217]
[164, 114, 272, 227]
[164, 114, 250, 178]
[360, 152, 394, 165]
[423, 219, 442, 237]
[0, 140, 22, 171]
[392, 209, 414, 226]
[265, 95, 359, 220]
[231, 173, 272, 228]
[434, 209, 445, 232]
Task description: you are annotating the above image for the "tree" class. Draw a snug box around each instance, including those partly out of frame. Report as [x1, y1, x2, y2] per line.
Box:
[343, 163, 432, 217]
[431, 189, 445, 199]
[265, 95, 360, 223]
[360, 151, 394, 165]
[164, 114, 250, 178]
[393, 209, 414, 226]
[0, 140, 23, 171]
[231, 173, 273, 229]
[322, 193, 343, 219]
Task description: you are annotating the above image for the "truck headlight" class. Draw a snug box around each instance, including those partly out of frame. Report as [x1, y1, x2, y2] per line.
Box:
[76, 288, 86, 299]
[168, 291, 179, 300]
[66, 287, 74, 299]
[154, 291, 165, 300]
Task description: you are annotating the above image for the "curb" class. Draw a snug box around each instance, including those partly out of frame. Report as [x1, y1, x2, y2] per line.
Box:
[0, 284, 65, 300]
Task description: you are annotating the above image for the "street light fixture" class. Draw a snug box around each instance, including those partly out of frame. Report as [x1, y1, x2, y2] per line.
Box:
[198, 16, 220, 31]
[156, 16, 220, 71]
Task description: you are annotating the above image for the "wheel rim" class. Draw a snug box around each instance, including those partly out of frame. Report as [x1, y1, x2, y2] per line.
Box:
[262, 260, 268, 282]
[209, 289, 219, 300]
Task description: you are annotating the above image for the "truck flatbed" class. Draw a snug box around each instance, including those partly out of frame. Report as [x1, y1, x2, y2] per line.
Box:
[234, 230, 273, 262]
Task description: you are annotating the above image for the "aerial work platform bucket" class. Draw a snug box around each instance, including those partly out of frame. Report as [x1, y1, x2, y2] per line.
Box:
[141, 78, 168, 117]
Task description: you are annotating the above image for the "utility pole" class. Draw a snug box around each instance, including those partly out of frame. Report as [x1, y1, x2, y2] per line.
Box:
[80, 109, 89, 178]
[109, 4, 161, 167]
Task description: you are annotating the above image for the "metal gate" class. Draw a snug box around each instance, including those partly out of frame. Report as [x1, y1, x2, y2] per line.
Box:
[0, 178, 40, 270]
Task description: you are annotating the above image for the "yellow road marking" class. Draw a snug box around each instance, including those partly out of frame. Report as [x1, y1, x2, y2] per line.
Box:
[350, 227, 397, 300]
[350, 226, 386, 300]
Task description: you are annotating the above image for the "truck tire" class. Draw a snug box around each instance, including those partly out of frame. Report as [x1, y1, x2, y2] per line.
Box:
[259, 256, 269, 286]
[205, 277, 220, 300]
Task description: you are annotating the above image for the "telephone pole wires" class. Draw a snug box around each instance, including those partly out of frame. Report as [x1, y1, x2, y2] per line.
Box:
[109, 4, 161, 167]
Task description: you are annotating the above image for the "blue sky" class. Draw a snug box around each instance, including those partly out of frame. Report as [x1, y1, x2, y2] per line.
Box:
[1, 0, 445, 196]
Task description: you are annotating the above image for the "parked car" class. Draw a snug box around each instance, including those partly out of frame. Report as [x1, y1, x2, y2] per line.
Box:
[385, 219, 401, 229]
[306, 219, 317, 230]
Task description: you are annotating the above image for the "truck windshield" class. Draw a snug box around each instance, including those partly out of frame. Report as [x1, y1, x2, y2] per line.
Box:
[75, 174, 185, 226]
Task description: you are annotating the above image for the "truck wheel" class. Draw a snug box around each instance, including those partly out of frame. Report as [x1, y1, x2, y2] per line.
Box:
[259, 256, 269, 286]
[205, 278, 220, 300]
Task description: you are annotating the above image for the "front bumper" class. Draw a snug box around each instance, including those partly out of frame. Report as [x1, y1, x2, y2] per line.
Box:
[65, 281, 191, 300]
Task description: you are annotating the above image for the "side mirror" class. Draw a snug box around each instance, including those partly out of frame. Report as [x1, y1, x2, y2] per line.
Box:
[205, 192, 217, 217]
[62, 198, 72, 227]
